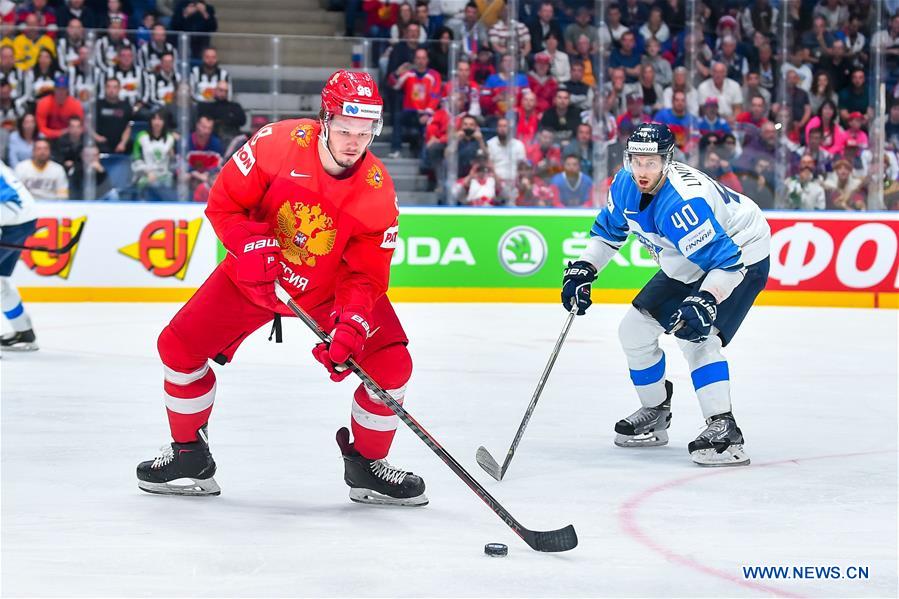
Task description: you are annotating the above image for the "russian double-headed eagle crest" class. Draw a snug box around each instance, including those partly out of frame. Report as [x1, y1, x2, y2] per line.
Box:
[290, 124, 314, 148]
[276, 201, 336, 267]
[365, 165, 384, 189]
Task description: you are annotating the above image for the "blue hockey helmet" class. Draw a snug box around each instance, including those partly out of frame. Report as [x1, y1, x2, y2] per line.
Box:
[623, 123, 676, 190]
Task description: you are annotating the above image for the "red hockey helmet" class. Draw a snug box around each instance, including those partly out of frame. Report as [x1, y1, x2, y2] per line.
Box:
[320, 70, 383, 137]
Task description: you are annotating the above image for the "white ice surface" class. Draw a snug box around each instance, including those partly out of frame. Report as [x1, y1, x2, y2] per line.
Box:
[1, 302, 897, 598]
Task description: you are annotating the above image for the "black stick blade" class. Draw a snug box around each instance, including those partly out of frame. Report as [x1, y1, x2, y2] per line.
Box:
[475, 446, 503, 481]
[525, 524, 579, 552]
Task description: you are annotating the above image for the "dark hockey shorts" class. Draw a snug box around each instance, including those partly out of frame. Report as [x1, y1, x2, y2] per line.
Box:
[0, 219, 38, 277]
[632, 257, 770, 346]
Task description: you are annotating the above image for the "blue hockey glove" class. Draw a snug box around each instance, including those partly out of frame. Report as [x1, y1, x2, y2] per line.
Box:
[561, 261, 597, 315]
[668, 291, 718, 343]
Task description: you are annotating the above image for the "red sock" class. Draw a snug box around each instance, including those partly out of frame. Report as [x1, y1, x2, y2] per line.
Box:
[163, 364, 216, 443]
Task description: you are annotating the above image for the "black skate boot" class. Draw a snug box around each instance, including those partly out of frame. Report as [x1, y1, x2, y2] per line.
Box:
[336, 427, 427, 507]
[614, 380, 673, 447]
[136, 426, 220, 496]
[688, 412, 750, 467]
[0, 329, 38, 351]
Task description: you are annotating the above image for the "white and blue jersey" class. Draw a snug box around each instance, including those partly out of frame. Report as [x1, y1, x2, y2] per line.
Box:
[0, 160, 37, 228]
[591, 161, 770, 285]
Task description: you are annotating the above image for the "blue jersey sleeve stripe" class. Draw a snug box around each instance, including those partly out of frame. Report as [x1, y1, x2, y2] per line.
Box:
[590, 223, 627, 243]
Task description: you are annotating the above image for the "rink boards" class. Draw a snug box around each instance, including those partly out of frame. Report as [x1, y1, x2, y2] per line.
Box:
[11, 202, 899, 308]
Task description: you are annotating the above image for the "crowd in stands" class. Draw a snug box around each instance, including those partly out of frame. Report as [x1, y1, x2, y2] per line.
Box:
[349, 0, 899, 210]
[0, 0, 239, 201]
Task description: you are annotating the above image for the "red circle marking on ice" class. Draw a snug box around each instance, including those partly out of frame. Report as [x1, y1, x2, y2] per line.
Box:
[617, 449, 894, 598]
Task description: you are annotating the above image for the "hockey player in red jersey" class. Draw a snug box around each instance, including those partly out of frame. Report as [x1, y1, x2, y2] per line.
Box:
[136, 70, 427, 506]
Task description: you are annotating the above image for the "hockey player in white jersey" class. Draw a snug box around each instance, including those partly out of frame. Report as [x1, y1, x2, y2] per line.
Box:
[0, 160, 38, 351]
[562, 123, 770, 466]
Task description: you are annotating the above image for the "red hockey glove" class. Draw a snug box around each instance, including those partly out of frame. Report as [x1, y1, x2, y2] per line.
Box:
[312, 308, 371, 382]
[225, 222, 281, 285]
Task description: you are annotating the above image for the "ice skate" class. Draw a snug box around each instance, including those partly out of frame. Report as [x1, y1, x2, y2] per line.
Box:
[688, 412, 750, 467]
[614, 380, 673, 447]
[0, 328, 38, 351]
[136, 426, 221, 496]
[336, 427, 427, 507]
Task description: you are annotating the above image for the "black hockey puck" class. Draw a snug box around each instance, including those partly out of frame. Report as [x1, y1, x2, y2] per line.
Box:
[484, 542, 508, 557]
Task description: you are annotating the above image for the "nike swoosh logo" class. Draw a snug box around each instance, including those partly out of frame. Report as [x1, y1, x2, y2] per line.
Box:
[367, 326, 381, 339]
[624, 209, 639, 214]
[290, 170, 311, 178]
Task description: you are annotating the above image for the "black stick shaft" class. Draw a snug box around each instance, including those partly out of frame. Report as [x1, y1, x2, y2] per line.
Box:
[0, 221, 85, 254]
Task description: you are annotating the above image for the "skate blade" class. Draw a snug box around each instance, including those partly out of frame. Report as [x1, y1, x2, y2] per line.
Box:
[690, 445, 751, 467]
[614, 429, 669, 447]
[348, 487, 428, 507]
[0, 342, 39, 352]
[138, 477, 221, 496]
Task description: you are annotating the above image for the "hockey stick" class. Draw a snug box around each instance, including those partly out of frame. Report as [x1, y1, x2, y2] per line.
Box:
[476, 304, 578, 481]
[274, 282, 577, 553]
[0, 221, 85, 254]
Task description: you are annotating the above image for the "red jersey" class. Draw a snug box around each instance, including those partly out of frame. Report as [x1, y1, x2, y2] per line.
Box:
[390, 68, 442, 112]
[206, 118, 398, 317]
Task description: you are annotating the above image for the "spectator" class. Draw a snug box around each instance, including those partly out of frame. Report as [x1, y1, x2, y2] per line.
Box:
[448, 2, 487, 58]
[185, 114, 222, 193]
[389, 4, 421, 44]
[0, 80, 21, 137]
[564, 60, 594, 112]
[818, 40, 853, 93]
[698, 62, 743, 122]
[197, 79, 246, 148]
[170, 0, 217, 59]
[755, 42, 777, 101]
[807, 71, 837, 114]
[550, 153, 593, 207]
[639, 6, 670, 45]
[779, 163, 825, 210]
[736, 95, 769, 131]
[697, 97, 732, 136]
[703, 148, 742, 192]
[413, 1, 431, 39]
[624, 63, 664, 114]
[793, 127, 833, 177]
[132, 109, 176, 201]
[528, 52, 557, 113]
[621, 0, 648, 28]
[135, 11, 156, 49]
[714, 35, 748, 85]
[138, 23, 178, 73]
[672, 27, 712, 80]
[190, 47, 229, 103]
[67, 45, 93, 103]
[94, 77, 132, 154]
[515, 89, 539, 145]
[388, 46, 442, 157]
[470, 46, 495, 86]
[805, 99, 847, 155]
[741, 71, 771, 110]
[542, 32, 569, 83]
[96, 0, 129, 30]
[57, 0, 98, 29]
[563, 7, 596, 55]
[12, 14, 56, 72]
[429, 27, 453, 80]
[24, 47, 63, 105]
[886, 102, 899, 148]
[539, 88, 580, 143]
[824, 158, 865, 210]
[15, 0, 57, 37]
[741, 0, 777, 39]
[0, 47, 24, 103]
[838, 69, 872, 124]
[55, 17, 85, 72]
[617, 93, 652, 133]
[813, 0, 849, 32]
[782, 46, 814, 92]
[93, 17, 132, 73]
[14, 138, 68, 199]
[801, 15, 834, 66]
[662, 66, 699, 116]
[514, 160, 558, 207]
[454, 113, 486, 177]
[603, 66, 628, 115]
[604, 5, 629, 44]
[609, 31, 641, 83]
[843, 112, 869, 148]
[837, 16, 867, 69]
[446, 59, 481, 117]
[570, 35, 598, 86]
[482, 53, 527, 118]
[35, 74, 82, 140]
[527, 1, 562, 55]
[7, 113, 37, 167]
[69, 144, 115, 200]
[738, 154, 775, 209]
[102, 46, 146, 115]
[487, 5, 530, 58]
[453, 152, 501, 206]
[526, 127, 562, 179]
[422, 97, 450, 194]
[562, 122, 593, 176]
[642, 37, 672, 88]
[51, 114, 83, 177]
[147, 51, 180, 113]
[870, 15, 899, 88]
[486, 116, 526, 189]
[653, 89, 701, 152]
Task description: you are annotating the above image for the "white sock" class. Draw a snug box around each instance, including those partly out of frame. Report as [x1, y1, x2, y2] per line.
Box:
[1, 277, 33, 333]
